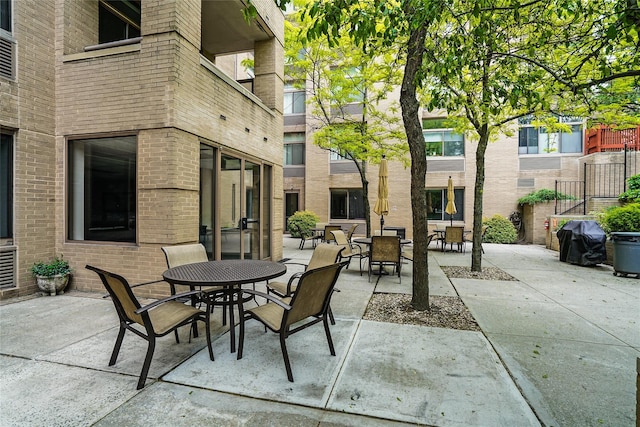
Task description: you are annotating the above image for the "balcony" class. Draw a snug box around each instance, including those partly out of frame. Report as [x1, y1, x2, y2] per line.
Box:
[585, 125, 640, 154]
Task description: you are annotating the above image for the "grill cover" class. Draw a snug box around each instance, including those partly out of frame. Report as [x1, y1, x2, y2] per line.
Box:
[557, 220, 607, 266]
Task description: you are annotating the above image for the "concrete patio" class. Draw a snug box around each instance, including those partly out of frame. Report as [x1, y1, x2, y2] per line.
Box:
[0, 237, 637, 426]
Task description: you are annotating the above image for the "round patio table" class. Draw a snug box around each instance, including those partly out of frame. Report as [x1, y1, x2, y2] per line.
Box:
[163, 260, 286, 353]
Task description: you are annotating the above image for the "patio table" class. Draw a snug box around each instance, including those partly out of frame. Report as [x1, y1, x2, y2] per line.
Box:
[162, 259, 286, 353]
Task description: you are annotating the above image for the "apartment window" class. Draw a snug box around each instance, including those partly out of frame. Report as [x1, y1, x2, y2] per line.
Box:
[330, 66, 364, 104]
[329, 149, 351, 161]
[284, 132, 305, 165]
[99, 0, 141, 45]
[284, 82, 305, 115]
[68, 136, 136, 243]
[423, 119, 464, 156]
[0, 0, 10, 33]
[0, 132, 12, 238]
[331, 189, 365, 220]
[426, 188, 464, 221]
[518, 115, 583, 154]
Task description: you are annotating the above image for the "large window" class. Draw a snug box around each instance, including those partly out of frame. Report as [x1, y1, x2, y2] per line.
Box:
[0, 0, 10, 33]
[99, 0, 141, 45]
[426, 188, 464, 221]
[331, 189, 365, 220]
[284, 82, 305, 115]
[0, 132, 12, 238]
[68, 136, 136, 243]
[284, 132, 305, 165]
[518, 116, 583, 154]
[423, 119, 464, 156]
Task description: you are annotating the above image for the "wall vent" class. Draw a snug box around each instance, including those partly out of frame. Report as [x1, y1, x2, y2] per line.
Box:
[0, 246, 16, 288]
[0, 36, 15, 80]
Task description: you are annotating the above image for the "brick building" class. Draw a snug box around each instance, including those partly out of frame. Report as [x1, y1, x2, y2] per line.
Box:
[0, 0, 285, 298]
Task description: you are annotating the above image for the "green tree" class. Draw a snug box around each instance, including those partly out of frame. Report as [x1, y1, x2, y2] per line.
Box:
[284, 2, 407, 237]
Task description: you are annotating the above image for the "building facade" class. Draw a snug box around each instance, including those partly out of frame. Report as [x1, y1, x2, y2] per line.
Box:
[284, 89, 637, 242]
[0, 0, 285, 298]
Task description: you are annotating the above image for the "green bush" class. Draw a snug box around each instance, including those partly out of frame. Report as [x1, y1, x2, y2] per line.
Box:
[517, 188, 575, 205]
[287, 210, 320, 237]
[31, 255, 72, 278]
[597, 202, 640, 234]
[618, 174, 640, 203]
[482, 214, 517, 244]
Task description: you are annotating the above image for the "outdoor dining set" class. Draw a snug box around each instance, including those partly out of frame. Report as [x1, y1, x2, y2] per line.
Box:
[85, 242, 350, 390]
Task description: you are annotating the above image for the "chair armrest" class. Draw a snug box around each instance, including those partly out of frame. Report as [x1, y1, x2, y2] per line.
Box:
[135, 290, 204, 314]
[129, 279, 165, 288]
[242, 289, 292, 311]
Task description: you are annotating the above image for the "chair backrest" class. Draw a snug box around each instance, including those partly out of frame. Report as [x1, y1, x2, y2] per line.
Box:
[373, 230, 397, 236]
[346, 224, 359, 240]
[330, 230, 352, 256]
[370, 235, 401, 263]
[306, 243, 344, 270]
[86, 265, 144, 326]
[324, 225, 342, 243]
[162, 243, 208, 268]
[445, 226, 464, 243]
[285, 261, 349, 327]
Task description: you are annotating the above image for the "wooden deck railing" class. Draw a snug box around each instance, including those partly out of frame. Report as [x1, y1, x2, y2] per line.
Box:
[585, 125, 640, 154]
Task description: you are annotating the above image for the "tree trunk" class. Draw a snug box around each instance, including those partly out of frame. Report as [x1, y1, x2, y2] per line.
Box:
[400, 23, 430, 310]
[471, 127, 489, 272]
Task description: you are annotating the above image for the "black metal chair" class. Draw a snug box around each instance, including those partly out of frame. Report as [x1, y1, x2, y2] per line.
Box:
[237, 261, 349, 382]
[86, 265, 214, 389]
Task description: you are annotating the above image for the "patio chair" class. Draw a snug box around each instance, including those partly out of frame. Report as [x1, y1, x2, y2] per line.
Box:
[330, 229, 368, 275]
[402, 234, 434, 262]
[237, 261, 350, 382]
[290, 223, 320, 250]
[368, 235, 402, 284]
[443, 226, 465, 253]
[162, 244, 228, 323]
[266, 243, 344, 298]
[346, 223, 359, 243]
[85, 265, 213, 390]
[323, 225, 342, 243]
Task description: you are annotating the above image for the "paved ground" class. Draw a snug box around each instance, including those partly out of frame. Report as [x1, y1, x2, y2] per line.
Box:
[0, 237, 637, 426]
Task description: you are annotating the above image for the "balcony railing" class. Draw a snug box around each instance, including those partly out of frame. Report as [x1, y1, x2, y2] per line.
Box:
[585, 125, 640, 154]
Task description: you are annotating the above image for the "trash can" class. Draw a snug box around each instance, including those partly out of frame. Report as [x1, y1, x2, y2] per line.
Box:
[611, 232, 640, 278]
[556, 220, 607, 266]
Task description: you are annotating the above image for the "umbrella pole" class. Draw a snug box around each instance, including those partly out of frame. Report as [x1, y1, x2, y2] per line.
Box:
[380, 214, 385, 233]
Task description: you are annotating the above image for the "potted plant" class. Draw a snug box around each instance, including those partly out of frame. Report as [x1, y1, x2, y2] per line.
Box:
[596, 202, 640, 278]
[31, 255, 73, 296]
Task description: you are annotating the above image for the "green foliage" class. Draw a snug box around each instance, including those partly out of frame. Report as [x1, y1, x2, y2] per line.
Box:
[31, 255, 72, 278]
[618, 174, 640, 203]
[482, 215, 517, 244]
[597, 203, 640, 233]
[287, 210, 320, 237]
[517, 189, 576, 205]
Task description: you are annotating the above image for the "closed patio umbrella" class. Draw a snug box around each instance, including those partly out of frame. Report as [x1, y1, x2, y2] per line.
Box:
[445, 176, 457, 226]
[373, 156, 389, 233]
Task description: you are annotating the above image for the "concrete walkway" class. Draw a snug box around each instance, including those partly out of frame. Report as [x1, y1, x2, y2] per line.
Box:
[0, 238, 637, 426]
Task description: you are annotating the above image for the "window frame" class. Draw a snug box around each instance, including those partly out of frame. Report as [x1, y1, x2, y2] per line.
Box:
[98, 0, 141, 46]
[283, 132, 305, 165]
[0, 131, 13, 239]
[284, 81, 305, 115]
[330, 188, 365, 220]
[425, 188, 464, 222]
[518, 116, 584, 155]
[67, 135, 138, 244]
[0, 0, 11, 35]
[422, 119, 464, 157]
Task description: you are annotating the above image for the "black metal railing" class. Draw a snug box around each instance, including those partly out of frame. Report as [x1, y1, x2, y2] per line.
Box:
[555, 180, 585, 215]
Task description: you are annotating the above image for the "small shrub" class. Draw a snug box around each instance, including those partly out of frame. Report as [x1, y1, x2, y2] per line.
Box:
[597, 202, 640, 234]
[31, 255, 72, 278]
[618, 174, 640, 203]
[482, 214, 517, 244]
[517, 189, 575, 205]
[287, 210, 320, 237]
